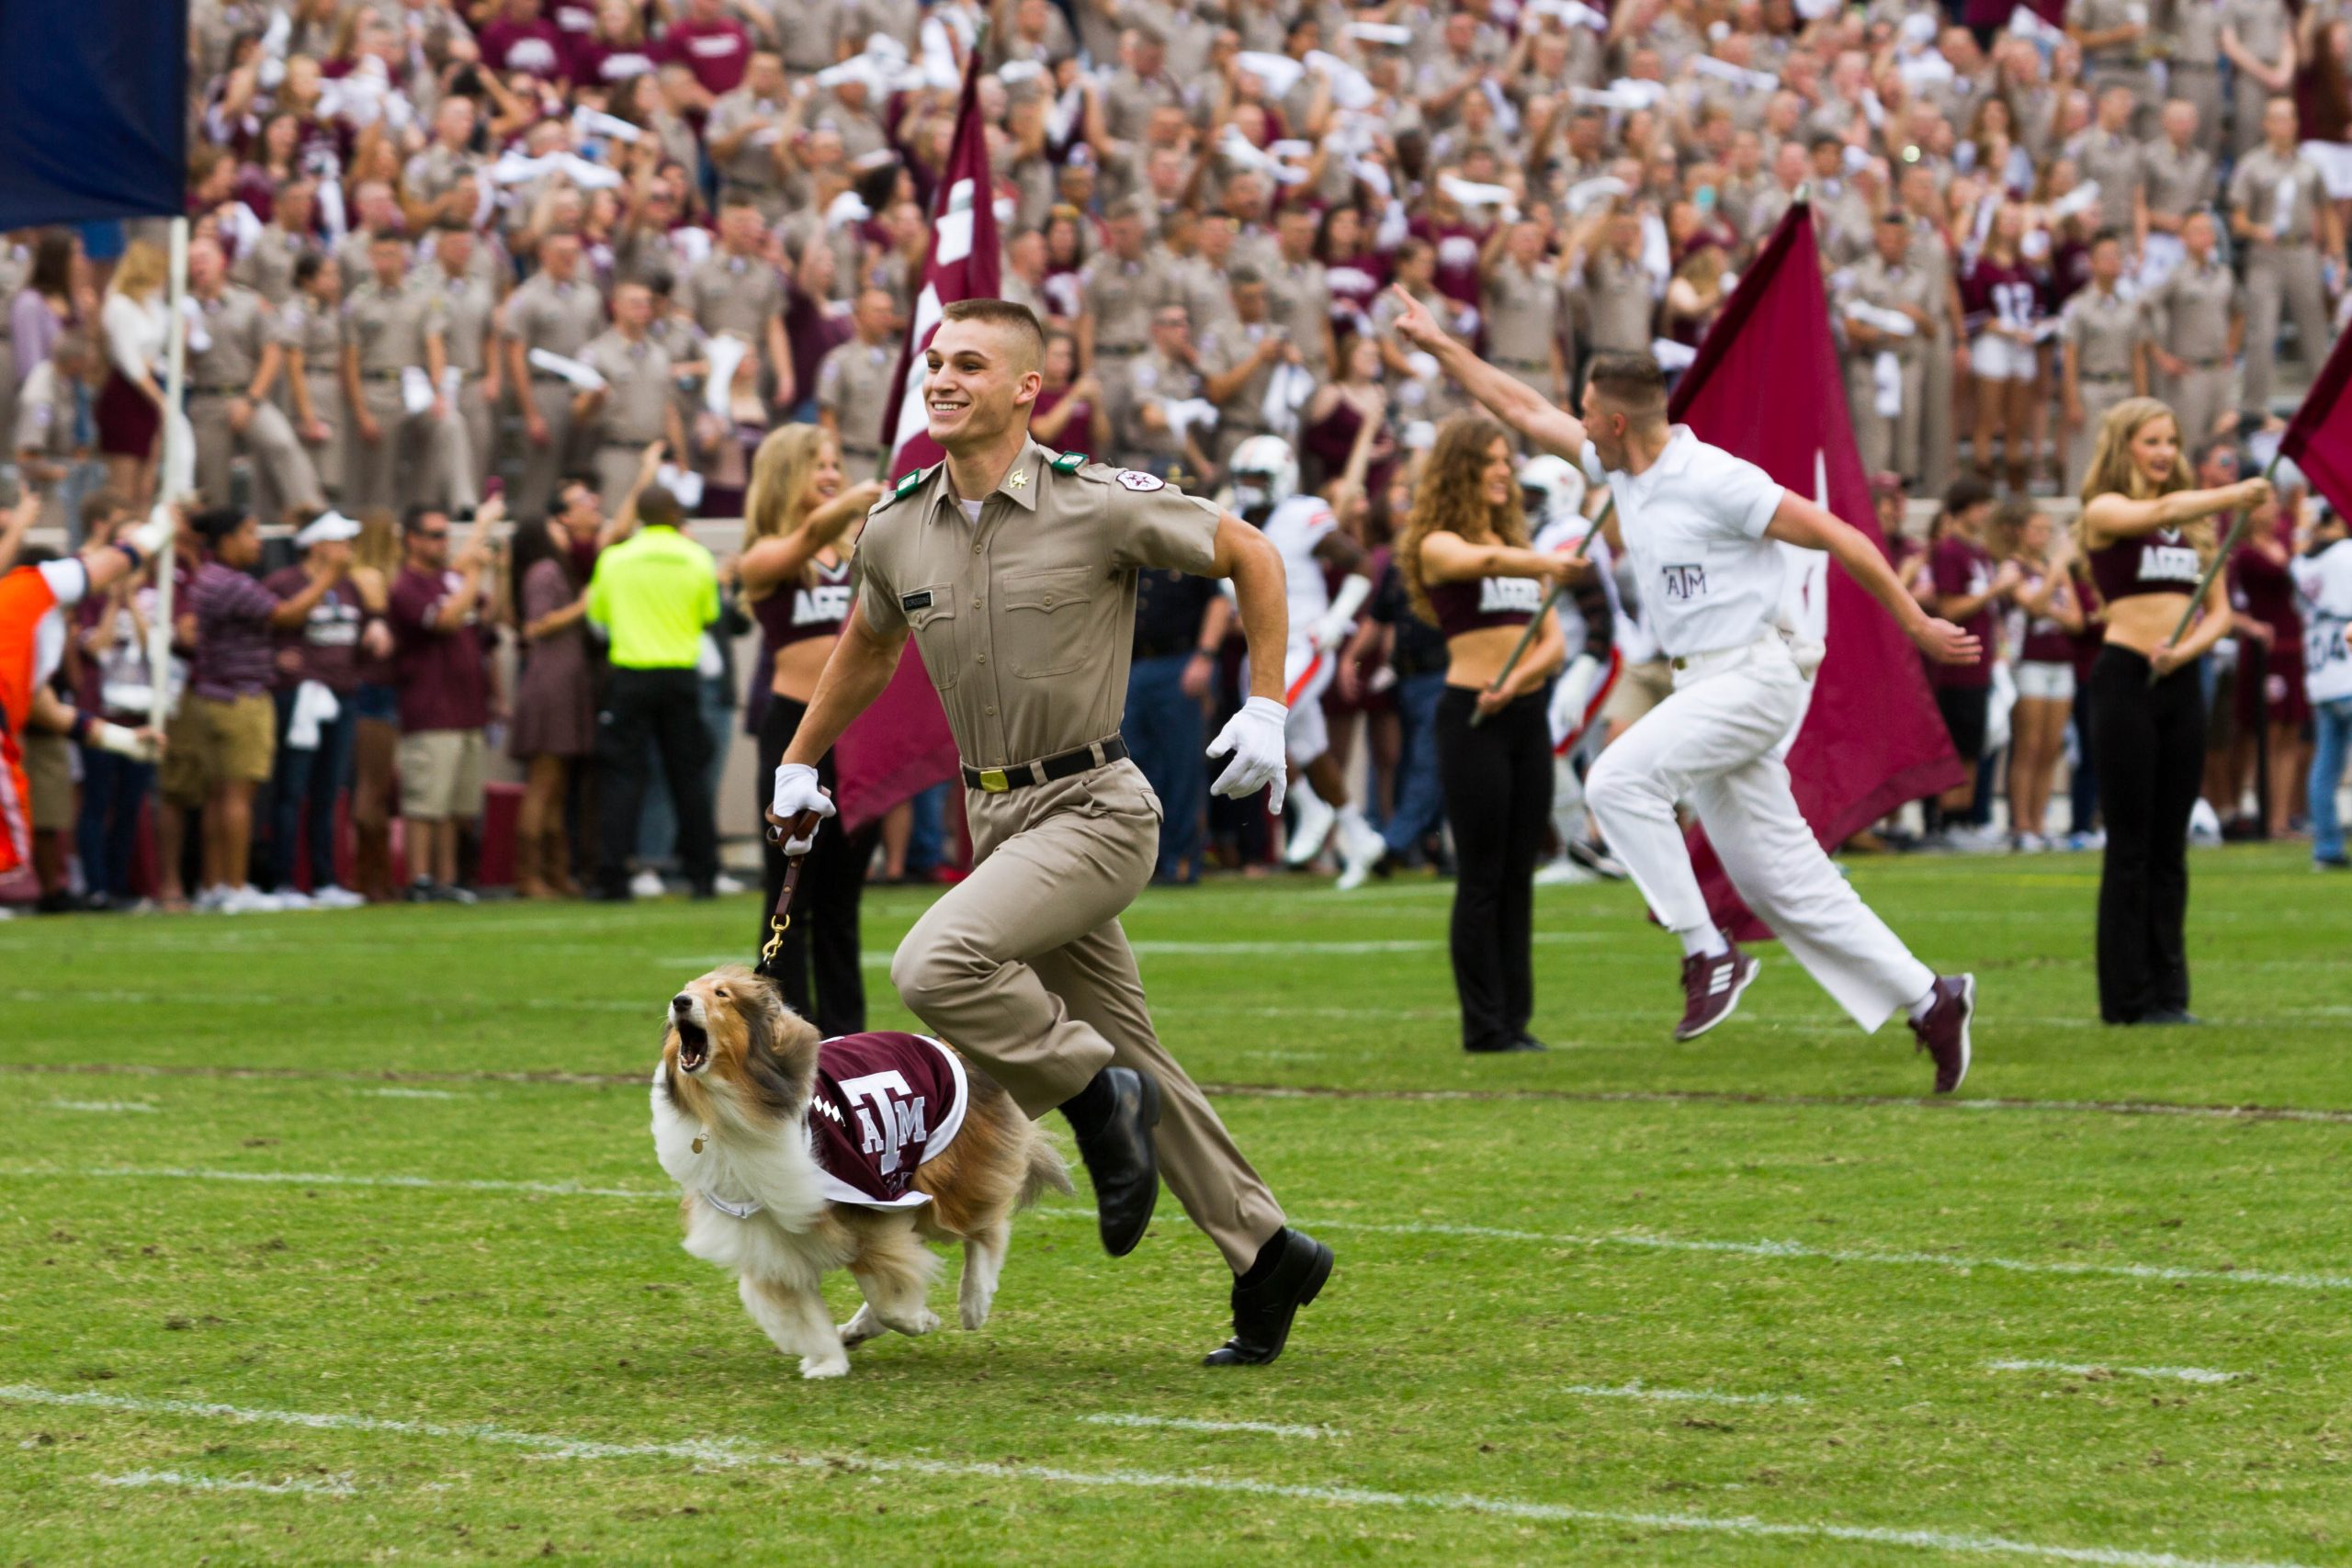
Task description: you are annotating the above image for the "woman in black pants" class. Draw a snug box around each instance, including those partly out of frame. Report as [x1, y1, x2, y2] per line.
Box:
[1396, 416, 1577, 1053]
[737, 426, 888, 1035]
[2076, 398, 2269, 1025]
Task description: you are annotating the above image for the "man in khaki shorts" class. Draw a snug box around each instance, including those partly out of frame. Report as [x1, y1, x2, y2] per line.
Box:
[388, 502, 499, 903]
[767, 299, 1334, 1368]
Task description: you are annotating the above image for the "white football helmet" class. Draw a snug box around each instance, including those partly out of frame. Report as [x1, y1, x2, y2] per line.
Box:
[1519, 453, 1588, 531]
[1227, 434, 1299, 513]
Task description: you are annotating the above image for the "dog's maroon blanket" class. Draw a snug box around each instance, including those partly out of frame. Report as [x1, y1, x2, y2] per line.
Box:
[809, 1032, 970, 1208]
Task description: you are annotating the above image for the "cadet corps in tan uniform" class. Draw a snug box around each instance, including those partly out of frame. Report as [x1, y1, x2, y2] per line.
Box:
[578, 284, 684, 511]
[1196, 268, 1285, 470]
[1481, 249, 1567, 404]
[2167, 1, 2226, 149]
[2137, 107, 2218, 280]
[1079, 200, 1180, 402]
[813, 327, 899, 477]
[2060, 272, 2150, 490]
[1113, 307, 1206, 473]
[2143, 233, 2244, 446]
[2066, 0, 2154, 129]
[2230, 131, 2336, 412]
[502, 240, 611, 521]
[416, 232, 500, 511]
[1838, 236, 1939, 482]
[852, 438, 1289, 1278]
[341, 246, 455, 513]
[187, 265, 325, 524]
[283, 265, 347, 499]
[2221, 0, 2295, 157]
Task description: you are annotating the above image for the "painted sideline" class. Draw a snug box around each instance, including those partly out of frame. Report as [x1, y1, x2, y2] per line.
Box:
[95, 1468, 354, 1496]
[0, 1384, 2312, 1568]
[1562, 1382, 1807, 1407]
[7, 1060, 2352, 1126]
[5, 1166, 2346, 1295]
[1080, 1413, 1339, 1439]
[1985, 1360, 2243, 1385]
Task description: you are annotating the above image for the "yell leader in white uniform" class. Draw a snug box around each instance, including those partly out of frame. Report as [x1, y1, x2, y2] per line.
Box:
[1390, 289, 1983, 1090]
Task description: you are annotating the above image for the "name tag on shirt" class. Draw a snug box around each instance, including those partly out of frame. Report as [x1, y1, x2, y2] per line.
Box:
[900, 590, 933, 612]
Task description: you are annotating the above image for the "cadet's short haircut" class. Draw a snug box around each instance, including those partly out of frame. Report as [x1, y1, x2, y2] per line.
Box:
[1585, 353, 1669, 418]
[939, 299, 1046, 371]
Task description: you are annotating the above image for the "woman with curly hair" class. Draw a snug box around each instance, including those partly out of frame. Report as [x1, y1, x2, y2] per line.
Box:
[1396, 414, 1577, 1054]
[2076, 398, 2271, 1025]
[735, 424, 885, 1034]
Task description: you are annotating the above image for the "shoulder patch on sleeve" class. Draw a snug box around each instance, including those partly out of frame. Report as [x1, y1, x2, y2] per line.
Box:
[1114, 469, 1167, 491]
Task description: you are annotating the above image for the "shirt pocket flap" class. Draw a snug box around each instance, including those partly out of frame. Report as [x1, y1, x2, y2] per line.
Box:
[1001, 567, 1098, 615]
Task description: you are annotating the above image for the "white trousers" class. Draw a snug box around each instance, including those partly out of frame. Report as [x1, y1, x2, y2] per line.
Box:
[1584, 640, 1935, 1032]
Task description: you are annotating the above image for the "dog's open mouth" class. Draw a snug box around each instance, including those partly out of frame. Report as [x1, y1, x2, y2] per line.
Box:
[675, 1019, 710, 1073]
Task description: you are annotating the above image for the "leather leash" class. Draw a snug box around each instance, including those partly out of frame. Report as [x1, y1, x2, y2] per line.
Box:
[756, 809, 822, 981]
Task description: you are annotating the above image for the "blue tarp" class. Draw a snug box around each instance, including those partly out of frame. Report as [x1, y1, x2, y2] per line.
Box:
[0, 0, 189, 229]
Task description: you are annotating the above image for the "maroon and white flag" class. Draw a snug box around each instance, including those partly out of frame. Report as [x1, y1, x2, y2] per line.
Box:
[1668, 200, 1966, 941]
[2278, 299, 2352, 520]
[831, 52, 1001, 833]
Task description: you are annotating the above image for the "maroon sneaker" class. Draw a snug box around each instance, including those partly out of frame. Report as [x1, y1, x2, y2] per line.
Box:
[1909, 974, 1975, 1093]
[1674, 946, 1759, 1041]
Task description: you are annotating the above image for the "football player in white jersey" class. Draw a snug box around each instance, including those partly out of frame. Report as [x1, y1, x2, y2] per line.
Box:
[1392, 288, 1984, 1091]
[1226, 434, 1385, 886]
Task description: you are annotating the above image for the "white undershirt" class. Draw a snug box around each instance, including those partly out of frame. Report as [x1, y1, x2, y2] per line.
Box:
[957, 499, 982, 526]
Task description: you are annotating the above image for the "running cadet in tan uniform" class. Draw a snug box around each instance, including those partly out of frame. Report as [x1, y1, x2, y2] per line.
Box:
[767, 299, 1334, 1367]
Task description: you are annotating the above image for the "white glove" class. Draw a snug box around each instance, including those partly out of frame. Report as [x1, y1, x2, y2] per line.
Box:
[129, 502, 176, 558]
[88, 719, 160, 763]
[1206, 696, 1289, 814]
[767, 761, 837, 854]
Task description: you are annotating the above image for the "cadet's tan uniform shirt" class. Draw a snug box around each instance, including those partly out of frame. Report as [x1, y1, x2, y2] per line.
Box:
[345, 279, 441, 375]
[1577, 249, 1656, 355]
[2231, 147, 2327, 244]
[579, 330, 675, 445]
[187, 285, 275, 392]
[1114, 347, 1204, 468]
[1262, 256, 1331, 351]
[2141, 138, 2218, 222]
[1481, 257, 1563, 375]
[706, 89, 788, 206]
[2075, 129, 2145, 232]
[1198, 319, 1280, 438]
[2145, 258, 2242, 362]
[228, 225, 312, 306]
[1842, 256, 1939, 361]
[2064, 285, 2147, 379]
[504, 271, 608, 361]
[1079, 251, 1178, 355]
[815, 335, 899, 458]
[678, 250, 786, 343]
[854, 440, 1224, 770]
[413, 262, 497, 374]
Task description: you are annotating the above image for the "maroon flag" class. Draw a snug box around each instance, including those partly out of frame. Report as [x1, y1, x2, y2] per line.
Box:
[830, 53, 1002, 834]
[2278, 303, 2352, 520]
[1667, 200, 1965, 940]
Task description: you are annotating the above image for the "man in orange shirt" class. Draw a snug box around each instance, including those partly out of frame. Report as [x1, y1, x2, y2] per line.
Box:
[0, 495, 167, 878]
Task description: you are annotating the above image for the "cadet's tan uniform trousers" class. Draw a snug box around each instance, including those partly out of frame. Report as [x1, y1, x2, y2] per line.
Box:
[892, 761, 1286, 1272]
[188, 390, 323, 520]
[519, 379, 585, 522]
[2243, 244, 2330, 413]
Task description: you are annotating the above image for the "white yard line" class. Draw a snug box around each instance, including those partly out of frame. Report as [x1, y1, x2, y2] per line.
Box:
[0, 1384, 2313, 1568]
[1561, 1382, 1807, 1406]
[5, 1167, 2342, 1295]
[47, 1100, 157, 1113]
[361, 1089, 464, 1100]
[1985, 1359, 2243, 1385]
[1080, 1413, 1340, 1438]
[94, 1468, 354, 1496]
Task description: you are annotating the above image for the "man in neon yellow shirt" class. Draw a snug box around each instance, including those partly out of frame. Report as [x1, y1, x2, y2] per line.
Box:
[585, 484, 722, 899]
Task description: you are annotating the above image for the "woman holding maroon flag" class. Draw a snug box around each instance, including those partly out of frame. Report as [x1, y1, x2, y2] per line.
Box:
[2076, 399, 2273, 1027]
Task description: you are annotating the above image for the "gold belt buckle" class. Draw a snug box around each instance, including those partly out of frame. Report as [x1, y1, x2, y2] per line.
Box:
[978, 767, 1011, 793]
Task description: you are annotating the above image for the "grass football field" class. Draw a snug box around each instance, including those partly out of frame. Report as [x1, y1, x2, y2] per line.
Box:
[3, 844, 2348, 1566]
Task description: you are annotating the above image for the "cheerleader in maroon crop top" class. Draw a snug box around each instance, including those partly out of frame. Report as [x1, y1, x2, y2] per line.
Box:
[2075, 397, 2271, 1026]
[1396, 415, 1579, 1057]
[736, 426, 889, 1038]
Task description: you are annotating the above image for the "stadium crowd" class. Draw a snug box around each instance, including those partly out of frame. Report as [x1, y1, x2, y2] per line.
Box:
[4, 0, 2352, 918]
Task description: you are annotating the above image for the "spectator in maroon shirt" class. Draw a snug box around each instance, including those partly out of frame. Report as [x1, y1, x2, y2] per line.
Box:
[660, 0, 752, 97]
[264, 511, 376, 908]
[187, 507, 345, 913]
[477, 0, 572, 83]
[389, 501, 501, 903]
[1925, 479, 2018, 845]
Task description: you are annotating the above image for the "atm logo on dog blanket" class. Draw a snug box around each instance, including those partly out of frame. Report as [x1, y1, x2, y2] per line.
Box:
[808, 1033, 971, 1208]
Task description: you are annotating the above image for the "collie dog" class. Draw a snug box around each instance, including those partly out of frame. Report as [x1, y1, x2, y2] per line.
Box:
[650, 964, 1071, 1378]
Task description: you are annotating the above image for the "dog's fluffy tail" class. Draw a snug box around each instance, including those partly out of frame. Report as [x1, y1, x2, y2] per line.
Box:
[1021, 1134, 1077, 1206]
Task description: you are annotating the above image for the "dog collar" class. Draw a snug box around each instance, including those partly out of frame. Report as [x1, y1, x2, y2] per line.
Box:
[698, 1190, 763, 1220]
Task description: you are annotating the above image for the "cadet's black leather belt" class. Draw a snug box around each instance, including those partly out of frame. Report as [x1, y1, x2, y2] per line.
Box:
[962, 736, 1129, 793]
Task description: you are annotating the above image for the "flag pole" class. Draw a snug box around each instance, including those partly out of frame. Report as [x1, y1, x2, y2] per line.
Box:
[1470, 493, 1613, 728]
[2147, 451, 2278, 688]
[148, 215, 191, 736]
